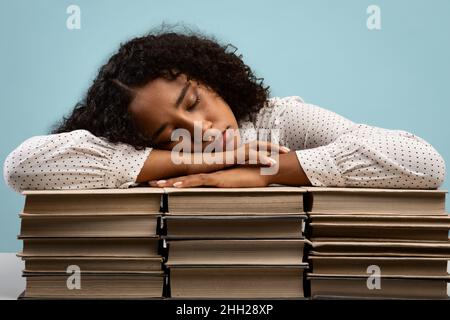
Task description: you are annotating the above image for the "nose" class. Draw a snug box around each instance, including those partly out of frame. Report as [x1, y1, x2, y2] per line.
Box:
[201, 120, 213, 136]
[176, 116, 213, 141]
[194, 119, 214, 141]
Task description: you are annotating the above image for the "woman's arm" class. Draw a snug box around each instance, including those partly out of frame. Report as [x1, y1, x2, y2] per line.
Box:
[3, 129, 286, 192]
[267, 152, 311, 186]
[135, 149, 228, 182]
[149, 152, 312, 188]
[151, 98, 446, 189]
[3, 129, 150, 192]
[265, 96, 445, 189]
[136, 141, 288, 182]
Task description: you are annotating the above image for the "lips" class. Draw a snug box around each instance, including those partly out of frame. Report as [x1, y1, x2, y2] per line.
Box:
[221, 126, 233, 150]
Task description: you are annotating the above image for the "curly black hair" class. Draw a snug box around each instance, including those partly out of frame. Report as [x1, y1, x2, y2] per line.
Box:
[52, 24, 270, 150]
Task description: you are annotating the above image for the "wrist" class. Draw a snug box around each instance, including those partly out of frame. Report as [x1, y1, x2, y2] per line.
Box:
[184, 152, 229, 175]
[263, 166, 277, 185]
[264, 152, 311, 186]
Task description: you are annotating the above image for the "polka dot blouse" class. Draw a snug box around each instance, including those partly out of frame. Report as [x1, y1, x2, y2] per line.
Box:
[3, 96, 446, 192]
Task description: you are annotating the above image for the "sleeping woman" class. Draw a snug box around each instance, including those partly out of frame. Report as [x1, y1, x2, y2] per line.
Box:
[3, 30, 446, 192]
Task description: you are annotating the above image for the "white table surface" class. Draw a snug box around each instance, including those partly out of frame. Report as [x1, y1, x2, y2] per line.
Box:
[0, 253, 25, 300]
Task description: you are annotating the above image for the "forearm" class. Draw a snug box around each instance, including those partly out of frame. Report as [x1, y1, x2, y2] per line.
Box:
[267, 152, 312, 186]
[136, 149, 228, 182]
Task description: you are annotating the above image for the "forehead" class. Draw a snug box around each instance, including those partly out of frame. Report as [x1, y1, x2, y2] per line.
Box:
[129, 75, 187, 113]
[128, 75, 189, 131]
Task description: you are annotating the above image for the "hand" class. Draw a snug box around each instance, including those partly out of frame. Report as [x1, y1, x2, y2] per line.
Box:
[136, 142, 291, 184]
[184, 140, 290, 175]
[227, 140, 290, 166]
[149, 166, 272, 188]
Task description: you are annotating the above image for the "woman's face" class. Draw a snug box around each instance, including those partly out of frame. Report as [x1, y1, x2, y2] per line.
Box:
[128, 74, 241, 152]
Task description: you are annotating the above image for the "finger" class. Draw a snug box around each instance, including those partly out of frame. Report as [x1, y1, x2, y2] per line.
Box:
[148, 180, 159, 187]
[235, 148, 274, 166]
[151, 177, 187, 188]
[171, 174, 214, 188]
[254, 141, 290, 154]
[242, 149, 277, 167]
[149, 174, 212, 188]
[246, 141, 288, 154]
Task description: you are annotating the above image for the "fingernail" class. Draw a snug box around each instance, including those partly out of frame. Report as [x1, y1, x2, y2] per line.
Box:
[156, 180, 167, 185]
[268, 158, 277, 166]
[281, 146, 290, 152]
[173, 181, 183, 187]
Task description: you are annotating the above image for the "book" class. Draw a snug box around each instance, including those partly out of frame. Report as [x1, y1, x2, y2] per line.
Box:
[303, 187, 447, 215]
[308, 214, 450, 242]
[17, 188, 167, 299]
[164, 187, 305, 215]
[305, 186, 450, 300]
[309, 256, 450, 277]
[310, 240, 450, 257]
[23, 273, 165, 298]
[165, 239, 309, 266]
[170, 266, 306, 298]
[162, 187, 309, 299]
[164, 215, 306, 239]
[308, 274, 450, 299]
[22, 188, 164, 214]
[20, 256, 163, 273]
[20, 237, 160, 257]
[19, 213, 159, 238]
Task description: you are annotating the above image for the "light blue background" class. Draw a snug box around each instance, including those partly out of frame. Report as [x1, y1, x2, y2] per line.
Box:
[1, 0, 449, 251]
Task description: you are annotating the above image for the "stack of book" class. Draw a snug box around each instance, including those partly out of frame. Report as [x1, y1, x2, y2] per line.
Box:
[162, 187, 309, 298]
[17, 188, 165, 299]
[305, 187, 450, 299]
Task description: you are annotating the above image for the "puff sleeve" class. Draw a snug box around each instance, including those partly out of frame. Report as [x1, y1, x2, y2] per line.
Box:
[261, 96, 446, 189]
[3, 129, 152, 192]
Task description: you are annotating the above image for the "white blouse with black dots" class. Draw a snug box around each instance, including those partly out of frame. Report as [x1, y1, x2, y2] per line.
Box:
[3, 96, 446, 192]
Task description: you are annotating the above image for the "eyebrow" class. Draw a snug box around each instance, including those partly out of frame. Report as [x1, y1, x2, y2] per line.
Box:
[151, 81, 191, 142]
[175, 81, 191, 108]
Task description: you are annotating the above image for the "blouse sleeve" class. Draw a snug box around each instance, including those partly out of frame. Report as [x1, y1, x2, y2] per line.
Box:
[268, 96, 446, 189]
[3, 129, 152, 193]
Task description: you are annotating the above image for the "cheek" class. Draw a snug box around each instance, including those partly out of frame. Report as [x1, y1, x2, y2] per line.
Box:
[158, 144, 175, 151]
[131, 112, 160, 139]
[201, 90, 233, 119]
[158, 136, 195, 151]
[157, 138, 184, 151]
[206, 102, 236, 124]
[220, 103, 238, 124]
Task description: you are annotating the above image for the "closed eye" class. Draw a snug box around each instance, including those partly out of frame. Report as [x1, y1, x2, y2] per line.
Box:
[186, 89, 201, 112]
